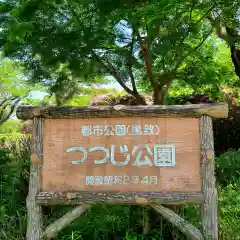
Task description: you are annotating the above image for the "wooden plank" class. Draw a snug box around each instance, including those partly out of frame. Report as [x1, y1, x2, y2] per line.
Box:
[41, 118, 201, 194]
[40, 204, 91, 239]
[200, 116, 218, 240]
[36, 191, 203, 205]
[26, 118, 44, 240]
[16, 103, 229, 120]
[151, 204, 204, 240]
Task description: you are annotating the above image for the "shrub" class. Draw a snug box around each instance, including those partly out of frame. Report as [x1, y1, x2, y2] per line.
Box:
[218, 184, 240, 239]
[0, 135, 30, 240]
[1, 134, 240, 239]
[216, 150, 240, 186]
[216, 151, 240, 240]
[0, 120, 22, 134]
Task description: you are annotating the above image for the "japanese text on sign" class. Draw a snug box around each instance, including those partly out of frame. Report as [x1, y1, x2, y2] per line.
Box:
[80, 124, 160, 137]
[85, 175, 158, 185]
[67, 144, 176, 167]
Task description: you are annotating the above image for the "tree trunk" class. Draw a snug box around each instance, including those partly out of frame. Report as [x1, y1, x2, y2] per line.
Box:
[230, 45, 240, 79]
[209, 18, 240, 80]
[55, 96, 62, 106]
[133, 93, 147, 105]
[152, 75, 172, 105]
[153, 88, 164, 105]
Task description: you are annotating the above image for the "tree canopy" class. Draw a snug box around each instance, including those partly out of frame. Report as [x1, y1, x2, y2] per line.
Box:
[0, 0, 240, 104]
[0, 55, 31, 125]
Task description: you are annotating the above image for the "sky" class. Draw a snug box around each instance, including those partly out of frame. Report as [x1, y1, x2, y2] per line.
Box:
[29, 81, 124, 100]
[9, 81, 124, 120]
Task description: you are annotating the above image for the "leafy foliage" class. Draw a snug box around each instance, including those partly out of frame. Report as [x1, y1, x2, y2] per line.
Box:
[218, 184, 240, 239]
[0, 56, 25, 125]
[216, 150, 240, 239]
[0, 136, 31, 239]
[0, 119, 21, 133]
[1, 1, 240, 239]
[1, 124, 240, 239]
[65, 87, 122, 106]
[1, 0, 238, 104]
[0, 54, 44, 124]
[216, 150, 240, 186]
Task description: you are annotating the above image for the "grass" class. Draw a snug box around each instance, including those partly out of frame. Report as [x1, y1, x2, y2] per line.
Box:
[0, 135, 240, 239]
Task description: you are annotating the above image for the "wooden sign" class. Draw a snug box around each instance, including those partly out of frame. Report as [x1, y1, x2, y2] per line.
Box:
[42, 117, 201, 194]
[16, 104, 222, 204]
[17, 104, 220, 240]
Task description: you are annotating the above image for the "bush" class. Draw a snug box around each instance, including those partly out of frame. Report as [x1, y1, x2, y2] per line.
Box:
[1, 134, 240, 239]
[216, 151, 240, 240]
[218, 184, 240, 239]
[0, 120, 22, 134]
[216, 150, 240, 186]
[0, 135, 30, 240]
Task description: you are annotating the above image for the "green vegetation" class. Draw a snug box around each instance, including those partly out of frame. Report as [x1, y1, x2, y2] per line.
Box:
[1, 134, 240, 239]
[1, 0, 240, 239]
[0, 119, 21, 133]
[1, 0, 240, 105]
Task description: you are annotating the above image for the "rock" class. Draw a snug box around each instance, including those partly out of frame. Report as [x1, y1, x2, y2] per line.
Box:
[89, 93, 116, 106]
[21, 120, 33, 134]
[114, 94, 143, 106]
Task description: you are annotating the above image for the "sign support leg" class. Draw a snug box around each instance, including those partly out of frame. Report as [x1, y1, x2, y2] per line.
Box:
[151, 204, 203, 240]
[200, 116, 218, 239]
[40, 204, 91, 239]
[26, 164, 42, 240]
[26, 118, 44, 240]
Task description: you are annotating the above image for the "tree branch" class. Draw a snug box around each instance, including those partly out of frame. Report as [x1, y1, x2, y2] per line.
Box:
[41, 204, 91, 239]
[127, 30, 138, 93]
[136, 30, 157, 88]
[0, 96, 13, 107]
[172, 5, 216, 49]
[92, 51, 134, 95]
[206, 7, 240, 43]
[155, 73, 173, 104]
[189, 3, 194, 21]
[175, 27, 213, 71]
[0, 96, 15, 118]
[207, 15, 229, 41]
[127, 64, 137, 93]
[0, 97, 21, 125]
[151, 204, 204, 240]
[194, 5, 216, 27]
[189, 28, 213, 53]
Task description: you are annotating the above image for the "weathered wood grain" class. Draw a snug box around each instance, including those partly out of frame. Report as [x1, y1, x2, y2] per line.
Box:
[16, 103, 229, 120]
[41, 204, 91, 239]
[26, 118, 44, 240]
[151, 204, 204, 240]
[36, 191, 203, 205]
[41, 118, 201, 194]
[200, 116, 218, 240]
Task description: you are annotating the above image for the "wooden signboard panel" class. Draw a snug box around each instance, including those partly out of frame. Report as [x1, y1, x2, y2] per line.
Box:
[17, 105, 220, 240]
[42, 117, 201, 193]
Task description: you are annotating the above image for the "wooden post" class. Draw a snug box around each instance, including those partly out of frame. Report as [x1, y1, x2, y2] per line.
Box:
[15, 105, 223, 239]
[26, 117, 44, 240]
[40, 204, 91, 239]
[151, 204, 204, 240]
[16, 103, 229, 120]
[200, 115, 218, 240]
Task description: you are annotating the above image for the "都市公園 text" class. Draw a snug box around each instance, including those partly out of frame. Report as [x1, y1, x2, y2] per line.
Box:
[80, 124, 160, 137]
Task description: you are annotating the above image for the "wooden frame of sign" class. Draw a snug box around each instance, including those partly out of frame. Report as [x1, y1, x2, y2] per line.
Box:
[16, 103, 226, 240]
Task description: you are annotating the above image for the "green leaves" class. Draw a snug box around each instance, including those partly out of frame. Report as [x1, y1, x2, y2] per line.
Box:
[0, 0, 239, 105]
[0, 53, 44, 125]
